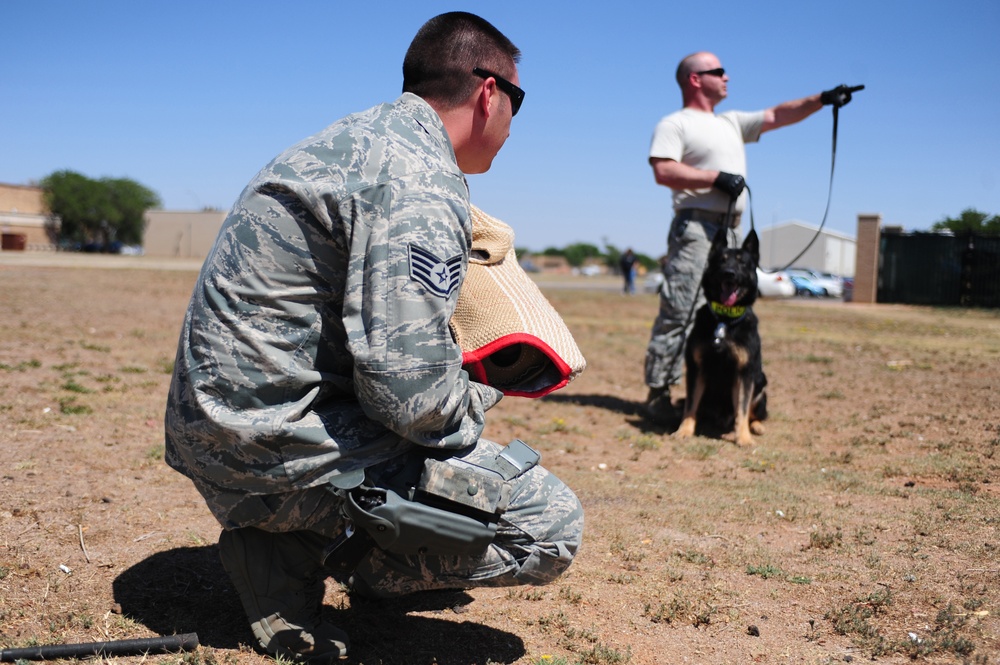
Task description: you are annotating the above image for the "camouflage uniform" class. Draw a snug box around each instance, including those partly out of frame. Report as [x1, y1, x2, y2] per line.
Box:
[165, 93, 582, 594]
[645, 218, 738, 388]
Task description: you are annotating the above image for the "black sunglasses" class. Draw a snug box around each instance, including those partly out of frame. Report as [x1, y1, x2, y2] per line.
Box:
[696, 67, 726, 77]
[472, 67, 524, 117]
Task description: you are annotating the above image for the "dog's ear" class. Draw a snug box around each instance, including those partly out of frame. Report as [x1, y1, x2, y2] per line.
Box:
[743, 229, 760, 265]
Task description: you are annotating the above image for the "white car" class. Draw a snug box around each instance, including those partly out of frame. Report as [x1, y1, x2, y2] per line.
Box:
[645, 270, 793, 299]
[644, 272, 664, 294]
[756, 268, 796, 298]
[787, 269, 843, 298]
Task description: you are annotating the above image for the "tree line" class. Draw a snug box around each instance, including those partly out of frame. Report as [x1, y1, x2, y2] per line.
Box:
[34, 169, 998, 254]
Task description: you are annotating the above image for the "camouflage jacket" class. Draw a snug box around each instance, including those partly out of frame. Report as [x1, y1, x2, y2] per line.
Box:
[164, 93, 503, 525]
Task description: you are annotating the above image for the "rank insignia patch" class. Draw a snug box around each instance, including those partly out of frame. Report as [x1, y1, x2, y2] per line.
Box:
[409, 244, 462, 297]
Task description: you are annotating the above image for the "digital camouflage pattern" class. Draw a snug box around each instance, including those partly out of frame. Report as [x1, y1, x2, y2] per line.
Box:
[163, 93, 583, 591]
[646, 219, 738, 388]
[165, 93, 504, 529]
[351, 440, 584, 596]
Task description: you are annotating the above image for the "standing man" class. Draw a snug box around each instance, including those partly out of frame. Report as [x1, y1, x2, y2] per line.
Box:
[643, 51, 855, 423]
[165, 12, 583, 662]
[620, 248, 637, 295]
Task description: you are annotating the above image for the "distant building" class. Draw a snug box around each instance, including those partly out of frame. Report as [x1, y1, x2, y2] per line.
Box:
[143, 209, 227, 259]
[526, 254, 572, 274]
[0, 183, 57, 251]
[757, 221, 856, 277]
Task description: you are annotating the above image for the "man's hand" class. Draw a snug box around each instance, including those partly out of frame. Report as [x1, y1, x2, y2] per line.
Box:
[821, 84, 857, 108]
[713, 172, 745, 200]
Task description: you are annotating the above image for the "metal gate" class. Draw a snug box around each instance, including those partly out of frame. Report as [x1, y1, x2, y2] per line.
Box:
[879, 233, 1000, 307]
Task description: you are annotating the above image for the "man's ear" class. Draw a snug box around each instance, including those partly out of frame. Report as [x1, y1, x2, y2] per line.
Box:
[476, 78, 496, 118]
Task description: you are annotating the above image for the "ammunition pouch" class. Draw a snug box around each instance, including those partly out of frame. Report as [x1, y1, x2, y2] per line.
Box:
[336, 440, 540, 558]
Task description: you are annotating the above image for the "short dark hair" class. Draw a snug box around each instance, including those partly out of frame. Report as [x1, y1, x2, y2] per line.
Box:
[403, 12, 521, 109]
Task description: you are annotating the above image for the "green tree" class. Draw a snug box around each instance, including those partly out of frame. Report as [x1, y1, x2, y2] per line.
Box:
[561, 242, 603, 268]
[41, 170, 160, 248]
[102, 177, 160, 245]
[930, 208, 1000, 235]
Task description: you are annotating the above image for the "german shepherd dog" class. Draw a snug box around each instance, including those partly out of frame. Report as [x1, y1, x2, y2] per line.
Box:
[675, 228, 768, 446]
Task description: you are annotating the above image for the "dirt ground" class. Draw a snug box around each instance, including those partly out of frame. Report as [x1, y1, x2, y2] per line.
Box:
[1, 254, 999, 665]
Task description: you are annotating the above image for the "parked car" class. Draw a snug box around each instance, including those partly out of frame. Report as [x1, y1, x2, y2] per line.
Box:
[756, 268, 796, 298]
[644, 272, 664, 294]
[787, 268, 843, 298]
[789, 274, 828, 297]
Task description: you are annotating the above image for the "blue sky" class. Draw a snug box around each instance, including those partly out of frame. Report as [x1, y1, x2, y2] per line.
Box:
[3, 1, 998, 255]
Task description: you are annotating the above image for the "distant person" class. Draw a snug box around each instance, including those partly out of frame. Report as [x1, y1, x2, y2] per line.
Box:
[620, 248, 637, 295]
[164, 12, 582, 661]
[643, 51, 855, 424]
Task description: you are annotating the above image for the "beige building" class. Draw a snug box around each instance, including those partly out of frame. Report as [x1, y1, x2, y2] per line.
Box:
[142, 209, 227, 259]
[0, 183, 57, 250]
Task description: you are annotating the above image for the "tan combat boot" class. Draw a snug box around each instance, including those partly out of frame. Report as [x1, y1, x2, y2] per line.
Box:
[219, 527, 349, 661]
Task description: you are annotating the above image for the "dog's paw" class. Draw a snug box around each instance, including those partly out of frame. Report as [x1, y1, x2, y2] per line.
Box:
[723, 430, 756, 447]
[750, 422, 765, 436]
[674, 417, 696, 438]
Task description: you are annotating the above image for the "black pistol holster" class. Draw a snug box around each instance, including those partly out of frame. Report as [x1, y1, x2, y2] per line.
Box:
[323, 440, 539, 573]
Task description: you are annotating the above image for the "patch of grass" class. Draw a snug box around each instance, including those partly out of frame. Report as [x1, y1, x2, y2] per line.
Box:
[120, 365, 148, 374]
[507, 587, 546, 601]
[828, 589, 981, 659]
[741, 458, 774, 473]
[502, 415, 529, 428]
[558, 586, 583, 605]
[540, 417, 581, 435]
[0, 358, 42, 371]
[804, 354, 834, 364]
[746, 563, 784, 579]
[826, 586, 892, 652]
[535, 611, 570, 633]
[673, 549, 714, 567]
[644, 593, 716, 627]
[630, 435, 660, 453]
[684, 441, 720, 460]
[58, 397, 92, 415]
[574, 642, 631, 664]
[80, 341, 111, 353]
[807, 528, 843, 550]
[61, 378, 93, 394]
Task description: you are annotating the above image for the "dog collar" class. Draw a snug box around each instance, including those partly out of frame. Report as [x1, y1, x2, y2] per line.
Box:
[710, 302, 747, 319]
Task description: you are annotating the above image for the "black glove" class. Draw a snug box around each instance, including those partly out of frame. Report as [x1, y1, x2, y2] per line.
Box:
[821, 84, 854, 108]
[713, 171, 745, 200]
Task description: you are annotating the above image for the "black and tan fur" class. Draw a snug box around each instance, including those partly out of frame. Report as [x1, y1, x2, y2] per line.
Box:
[675, 228, 768, 446]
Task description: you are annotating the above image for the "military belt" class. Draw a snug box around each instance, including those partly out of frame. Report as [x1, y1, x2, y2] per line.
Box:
[677, 208, 742, 228]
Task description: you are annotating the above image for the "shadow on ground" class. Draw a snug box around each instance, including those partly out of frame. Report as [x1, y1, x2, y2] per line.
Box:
[545, 392, 742, 441]
[543, 392, 643, 416]
[114, 546, 525, 664]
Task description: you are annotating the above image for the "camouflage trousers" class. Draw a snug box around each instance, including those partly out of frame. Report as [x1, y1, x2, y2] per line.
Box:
[220, 438, 584, 596]
[645, 215, 738, 388]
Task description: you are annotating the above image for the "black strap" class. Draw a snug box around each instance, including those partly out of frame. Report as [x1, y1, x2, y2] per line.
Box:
[755, 104, 841, 273]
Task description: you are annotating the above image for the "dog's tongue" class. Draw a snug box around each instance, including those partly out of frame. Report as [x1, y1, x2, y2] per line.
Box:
[721, 284, 739, 307]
